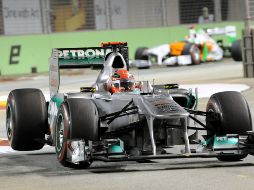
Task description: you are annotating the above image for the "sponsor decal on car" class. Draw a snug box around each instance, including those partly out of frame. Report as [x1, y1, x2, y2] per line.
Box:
[56, 47, 113, 66]
[58, 48, 112, 60]
[49, 102, 58, 117]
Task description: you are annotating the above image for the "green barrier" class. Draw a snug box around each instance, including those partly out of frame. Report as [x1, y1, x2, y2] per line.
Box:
[0, 21, 244, 76]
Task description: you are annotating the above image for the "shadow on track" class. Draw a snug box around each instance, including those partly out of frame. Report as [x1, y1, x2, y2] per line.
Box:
[0, 153, 254, 177]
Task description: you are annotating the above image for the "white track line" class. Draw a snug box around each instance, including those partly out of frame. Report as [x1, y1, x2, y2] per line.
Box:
[0, 145, 55, 155]
[179, 84, 249, 98]
[0, 84, 250, 101]
[0, 146, 16, 154]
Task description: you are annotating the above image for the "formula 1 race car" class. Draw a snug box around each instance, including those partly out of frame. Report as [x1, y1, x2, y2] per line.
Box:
[132, 26, 241, 69]
[132, 42, 201, 69]
[6, 42, 254, 168]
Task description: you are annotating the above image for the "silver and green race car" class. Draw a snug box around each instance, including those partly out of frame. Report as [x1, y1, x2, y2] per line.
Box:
[6, 42, 254, 168]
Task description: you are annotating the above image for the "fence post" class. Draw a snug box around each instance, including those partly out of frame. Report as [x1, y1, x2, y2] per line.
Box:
[40, 0, 51, 34]
[106, 0, 112, 29]
[214, 0, 222, 22]
[244, 0, 251, 33]
[242, 0, 254, 78]
[161, 0, 168, 26]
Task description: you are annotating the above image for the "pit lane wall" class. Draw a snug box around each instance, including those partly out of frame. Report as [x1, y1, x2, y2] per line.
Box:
[0, 21, 244, 76]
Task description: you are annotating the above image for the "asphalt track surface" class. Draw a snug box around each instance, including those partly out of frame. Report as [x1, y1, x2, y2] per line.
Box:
[1, 59, 254, 190]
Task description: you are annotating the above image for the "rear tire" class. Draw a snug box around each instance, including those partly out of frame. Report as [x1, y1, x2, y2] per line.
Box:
[231, 40, 242, 61]
[6, 89, 47, 151]
[135, 47, 149, 60]
[206, 91, 252, 161]
[182, 43, 200, 65]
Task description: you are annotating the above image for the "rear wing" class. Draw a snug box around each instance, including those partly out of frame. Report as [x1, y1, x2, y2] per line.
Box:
[49, 42, 129, 97]
[205, 26, 237, 43]
[56, 47, 112, 69]
[206, 26, 236, 37]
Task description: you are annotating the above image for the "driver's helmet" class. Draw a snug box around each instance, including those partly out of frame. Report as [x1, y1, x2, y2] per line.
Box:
[110, 69, 135, 94]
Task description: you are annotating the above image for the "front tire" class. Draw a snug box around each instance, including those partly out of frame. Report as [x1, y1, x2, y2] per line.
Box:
[6, 89, 47, 151]
[206, 91, 252, 161]
[54, 100, 96, 168]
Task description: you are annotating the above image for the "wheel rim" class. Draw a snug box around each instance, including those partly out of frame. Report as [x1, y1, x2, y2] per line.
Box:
[6, 105, 13, 141]
[192, 47, 200, 63]
[56, 113, 64, 153]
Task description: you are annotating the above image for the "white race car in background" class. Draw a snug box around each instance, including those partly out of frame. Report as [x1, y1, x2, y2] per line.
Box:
[131, 26, 241, 69]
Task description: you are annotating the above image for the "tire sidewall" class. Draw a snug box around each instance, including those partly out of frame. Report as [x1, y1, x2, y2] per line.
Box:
[55, 103, 69, 163]
[206, 96, 223, 136]
[6, 94, 17, 147]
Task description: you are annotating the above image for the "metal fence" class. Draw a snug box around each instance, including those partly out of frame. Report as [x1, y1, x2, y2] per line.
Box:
[241, 0, 254, 78]
[248, 0, 254, 27]
[0, 0, 247, 35]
